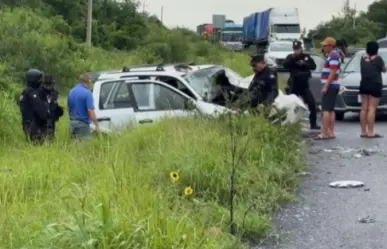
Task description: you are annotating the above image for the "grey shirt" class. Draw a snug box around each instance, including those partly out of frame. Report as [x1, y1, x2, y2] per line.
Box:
[360, 55, 385, 85]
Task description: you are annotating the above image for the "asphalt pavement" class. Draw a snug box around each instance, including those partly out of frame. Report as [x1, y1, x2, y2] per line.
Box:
[254, 113, 387, 249]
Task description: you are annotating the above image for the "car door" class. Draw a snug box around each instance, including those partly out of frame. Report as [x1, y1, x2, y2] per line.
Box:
[309, 54, 325, 105]
[128, 80, 197, 125]
[93, 79, 136, 132]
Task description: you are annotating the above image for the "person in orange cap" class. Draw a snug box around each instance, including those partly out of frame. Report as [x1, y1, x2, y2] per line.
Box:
[315, 37, 341, 140]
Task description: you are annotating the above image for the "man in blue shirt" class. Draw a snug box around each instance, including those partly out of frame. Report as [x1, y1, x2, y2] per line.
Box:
[67, 73, 99, 138]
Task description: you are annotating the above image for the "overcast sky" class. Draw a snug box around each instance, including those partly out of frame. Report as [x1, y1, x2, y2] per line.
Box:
[143, 0, 376, 31]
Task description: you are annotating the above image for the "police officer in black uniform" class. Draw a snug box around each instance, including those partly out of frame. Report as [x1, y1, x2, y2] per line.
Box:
[40, 74, 64, 141]
[283, 40, 320, 130]
[19, 69, 49, 144]
[248, 54, 279, 109]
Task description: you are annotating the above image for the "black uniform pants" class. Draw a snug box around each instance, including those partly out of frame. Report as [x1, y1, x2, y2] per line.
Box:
[23, 123, 46, 145]
[288, 84, 317, 127]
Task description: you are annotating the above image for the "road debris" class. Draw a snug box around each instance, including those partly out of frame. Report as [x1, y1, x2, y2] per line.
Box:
[329, 180, 364, 188]
[358, 216, 375, 224]
[297, 172, 311, 176]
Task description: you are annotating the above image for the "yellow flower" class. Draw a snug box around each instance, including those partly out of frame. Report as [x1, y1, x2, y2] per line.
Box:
[184, 186, 193, 196]
[169, 171, 180, 182]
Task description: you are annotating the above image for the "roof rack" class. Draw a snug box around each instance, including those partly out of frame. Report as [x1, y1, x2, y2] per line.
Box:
[123, 62, 196, 72]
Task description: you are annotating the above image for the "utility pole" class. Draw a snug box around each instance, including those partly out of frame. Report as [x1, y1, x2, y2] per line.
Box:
[142, 0, 146, 14]
[86, 0, 93, 46]
[160, 6, 163, 23]
[352, 1, 356, 29]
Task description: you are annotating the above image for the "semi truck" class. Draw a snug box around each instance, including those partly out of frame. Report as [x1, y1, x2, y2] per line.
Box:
[242, 8, 302, 51]
[219, 22, 243, 51]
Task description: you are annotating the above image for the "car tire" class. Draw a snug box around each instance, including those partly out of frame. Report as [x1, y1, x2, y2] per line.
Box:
[335, 112, 345, 121]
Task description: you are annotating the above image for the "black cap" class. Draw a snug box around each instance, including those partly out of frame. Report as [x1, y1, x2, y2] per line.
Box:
[292, 40, 302, 49]
[250, 54, 265, 65]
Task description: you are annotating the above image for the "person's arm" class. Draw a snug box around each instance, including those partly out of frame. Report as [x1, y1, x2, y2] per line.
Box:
[249, 80, 261, 108]
[324, 53, 340, 87]
[266, 72, 279, 103]
[86, 92, 99, 128]
[305, 54, 316, 71]
[29, 91, 48, 121]
[283, 54, 294, 70]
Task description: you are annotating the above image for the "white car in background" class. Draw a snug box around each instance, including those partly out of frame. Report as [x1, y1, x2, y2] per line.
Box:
[264, 41, 294, 71]
[91, 66, 307, 133]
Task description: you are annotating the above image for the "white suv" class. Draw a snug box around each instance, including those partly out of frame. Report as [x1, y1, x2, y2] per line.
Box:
[92, 73, 227, 133]
[91, 66, 308, 132]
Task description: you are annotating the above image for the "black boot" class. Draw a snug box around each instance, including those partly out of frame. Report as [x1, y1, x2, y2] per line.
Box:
[310, 124, 321, 130]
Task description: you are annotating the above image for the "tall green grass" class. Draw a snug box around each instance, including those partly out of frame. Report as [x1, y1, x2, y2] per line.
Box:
[0, 109, 304, 248]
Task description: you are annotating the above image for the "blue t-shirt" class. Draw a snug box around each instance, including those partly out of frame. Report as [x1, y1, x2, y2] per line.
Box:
[67, 83, 94, 124]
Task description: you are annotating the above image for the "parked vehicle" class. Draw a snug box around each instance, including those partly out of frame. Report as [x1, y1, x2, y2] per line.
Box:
[219, 22, 243, 51]
[91, 66, 308, 132]
[377, 36, 387, 48]
[242, 7, 302, 50]
[334, 48, 387, 120]
[264, 41, 293, 71]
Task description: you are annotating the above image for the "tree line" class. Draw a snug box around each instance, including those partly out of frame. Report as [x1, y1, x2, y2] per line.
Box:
[0, 0, 166, 50]
[307, 0, 387, 46]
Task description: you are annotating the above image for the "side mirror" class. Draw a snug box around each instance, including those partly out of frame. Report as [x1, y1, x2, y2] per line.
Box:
[184, 99, 196, 110]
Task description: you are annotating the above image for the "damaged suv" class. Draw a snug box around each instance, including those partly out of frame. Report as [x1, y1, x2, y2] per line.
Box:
[91, 66, 307, 132]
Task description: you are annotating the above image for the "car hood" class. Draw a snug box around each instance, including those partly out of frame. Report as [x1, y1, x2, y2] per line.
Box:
[340, 72, 387, 87]
[267, 51, 290, 59]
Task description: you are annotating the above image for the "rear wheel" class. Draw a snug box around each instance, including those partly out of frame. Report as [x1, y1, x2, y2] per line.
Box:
[335, 112, 345, 121]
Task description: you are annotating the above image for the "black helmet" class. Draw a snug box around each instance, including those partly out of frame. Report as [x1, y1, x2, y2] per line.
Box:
[25, 68, 43, 88]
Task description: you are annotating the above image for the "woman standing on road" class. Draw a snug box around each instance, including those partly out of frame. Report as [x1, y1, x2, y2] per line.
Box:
[359, 41, 386, 138]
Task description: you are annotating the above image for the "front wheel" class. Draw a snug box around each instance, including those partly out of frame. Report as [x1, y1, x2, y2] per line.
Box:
[335, 112, 345, 121]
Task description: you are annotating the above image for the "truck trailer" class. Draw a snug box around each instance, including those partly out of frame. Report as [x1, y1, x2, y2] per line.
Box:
[242, 8, 302, 50]
[196, 23, 214, 36]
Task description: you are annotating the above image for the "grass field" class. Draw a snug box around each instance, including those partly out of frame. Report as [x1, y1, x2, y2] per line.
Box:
[0, 8, 300, 245]
[0, 99, 305, 248]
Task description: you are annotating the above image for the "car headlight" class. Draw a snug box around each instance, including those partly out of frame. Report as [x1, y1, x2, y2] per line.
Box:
[339, 85, 346, 94]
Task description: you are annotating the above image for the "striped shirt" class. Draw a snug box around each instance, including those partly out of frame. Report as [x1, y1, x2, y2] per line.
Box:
[321, 50, 341, 88]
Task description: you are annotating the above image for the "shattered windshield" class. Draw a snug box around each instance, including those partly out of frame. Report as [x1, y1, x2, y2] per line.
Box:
[183, 67, 244, 96]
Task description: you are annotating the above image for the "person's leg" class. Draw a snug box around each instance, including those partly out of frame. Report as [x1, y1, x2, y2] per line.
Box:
[359, 94, 369, 137]
[71, 120, 91, 140]
[366, 90, 382, 138]
[316, 87, 336, 139]
[327, 88, 338, 138]
[316, 91, 330, 139]
[301, 88, 319, 129]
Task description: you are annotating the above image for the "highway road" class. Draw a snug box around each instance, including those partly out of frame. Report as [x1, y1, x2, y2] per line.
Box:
[255, 115, 387, 249]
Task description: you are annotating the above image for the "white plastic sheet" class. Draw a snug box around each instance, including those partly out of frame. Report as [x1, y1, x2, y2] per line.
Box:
[227, 73, 309, 125]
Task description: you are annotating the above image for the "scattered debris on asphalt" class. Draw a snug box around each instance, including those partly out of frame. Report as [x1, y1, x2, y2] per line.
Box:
[364, 188, 371, 191]
[354, 153, 362, 158]
[329, 180, 364, 188]
[358, 216, 375, 224]
[297, 172, 311, 176]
